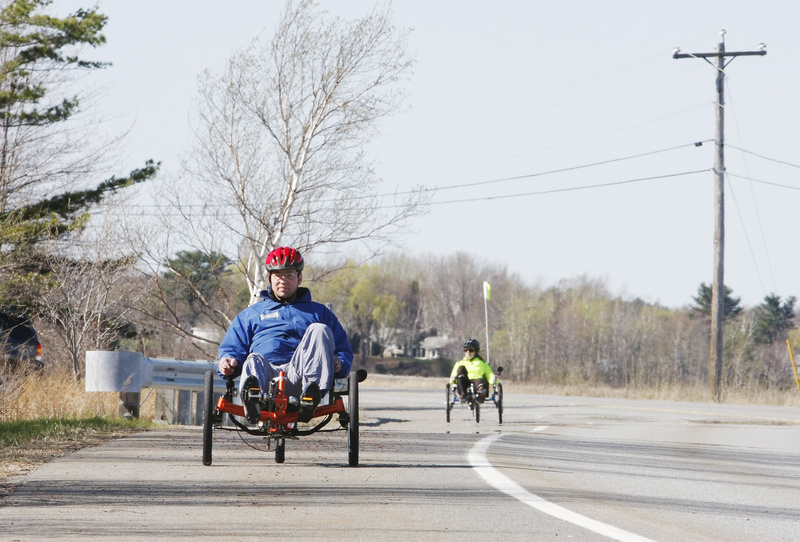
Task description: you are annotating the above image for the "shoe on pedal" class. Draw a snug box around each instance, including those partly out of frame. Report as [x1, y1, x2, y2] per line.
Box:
[297, 381, 320, 423]
[241, 376, 262, 424]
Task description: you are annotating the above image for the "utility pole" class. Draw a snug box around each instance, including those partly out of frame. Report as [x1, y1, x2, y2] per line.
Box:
[673, 31, 766, 401]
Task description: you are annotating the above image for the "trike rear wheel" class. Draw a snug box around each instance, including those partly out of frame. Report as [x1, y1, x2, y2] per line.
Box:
[348, 370, 359, 467]
[497, 382, 503, 424]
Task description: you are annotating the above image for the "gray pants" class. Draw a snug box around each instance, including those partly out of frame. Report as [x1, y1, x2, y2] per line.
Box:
[239, 323, 336, 400]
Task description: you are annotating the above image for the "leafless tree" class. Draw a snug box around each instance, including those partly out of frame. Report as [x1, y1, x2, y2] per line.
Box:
[422, 252, 487, 344]
[123, 196, 244, 350]
[178, 0, 425, 300]
[38, 208, 139, 380]
[376, 253, 426, 356]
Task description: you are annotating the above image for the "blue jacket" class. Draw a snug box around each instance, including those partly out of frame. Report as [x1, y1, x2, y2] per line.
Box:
[218, 287, 353, 380]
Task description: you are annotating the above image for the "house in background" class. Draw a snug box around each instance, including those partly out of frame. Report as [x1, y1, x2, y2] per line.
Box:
[384, 335, 452, 360]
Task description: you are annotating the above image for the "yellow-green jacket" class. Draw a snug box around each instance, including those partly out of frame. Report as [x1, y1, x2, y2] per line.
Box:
[450, 355, 494, 383]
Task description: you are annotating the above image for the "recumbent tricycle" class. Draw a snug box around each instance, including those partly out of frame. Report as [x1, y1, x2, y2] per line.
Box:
[202, 368, 367, 467]
[445, 366, 503, 424]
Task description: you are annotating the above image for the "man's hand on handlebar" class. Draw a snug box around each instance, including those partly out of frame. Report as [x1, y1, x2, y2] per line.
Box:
[219, 357, 238, 376]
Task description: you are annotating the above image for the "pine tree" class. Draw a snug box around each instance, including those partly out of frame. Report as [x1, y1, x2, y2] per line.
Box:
[0, 0, 157, 304]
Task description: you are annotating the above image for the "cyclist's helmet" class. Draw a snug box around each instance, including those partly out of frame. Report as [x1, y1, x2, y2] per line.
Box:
[463, 338, 480, 351]
[265, 246, 304, 273]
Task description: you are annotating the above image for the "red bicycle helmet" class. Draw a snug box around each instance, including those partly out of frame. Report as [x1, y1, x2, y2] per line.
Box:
[265, 246, 304, 273]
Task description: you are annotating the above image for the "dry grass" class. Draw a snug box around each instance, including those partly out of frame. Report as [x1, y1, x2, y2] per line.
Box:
[0, 365, 158, 422]
[1, 365, 117, 421]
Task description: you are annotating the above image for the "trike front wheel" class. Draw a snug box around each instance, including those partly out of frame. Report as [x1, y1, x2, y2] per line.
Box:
[348, 370, 359, 467]
[202, 370, 215, 466]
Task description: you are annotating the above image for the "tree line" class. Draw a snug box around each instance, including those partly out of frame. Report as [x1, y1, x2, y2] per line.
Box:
[306, 256, 798, 394]
[107, 248, 799, 397]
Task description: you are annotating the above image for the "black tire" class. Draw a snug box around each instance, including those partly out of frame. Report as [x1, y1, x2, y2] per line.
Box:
[497, 382, 503, 424]
[468, 382, 480, 423]
[275, 438, 285, 463]
[445, 383, 452, 423]
[202, 370, 215, 466]
[348, 370, 359, 467]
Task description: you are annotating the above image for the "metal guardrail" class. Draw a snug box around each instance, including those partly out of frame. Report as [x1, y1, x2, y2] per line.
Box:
[85, 350, 352, 425]
[85, 350, 230, 425]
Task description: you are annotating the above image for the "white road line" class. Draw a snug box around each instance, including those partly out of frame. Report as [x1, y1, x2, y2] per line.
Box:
[468, 434, 656, 542]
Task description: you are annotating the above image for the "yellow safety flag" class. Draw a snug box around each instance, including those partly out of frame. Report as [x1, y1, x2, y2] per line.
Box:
[483, 281, 491, 301]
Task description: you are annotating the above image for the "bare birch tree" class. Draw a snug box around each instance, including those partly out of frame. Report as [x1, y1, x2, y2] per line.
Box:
[180, 0, 424, 300]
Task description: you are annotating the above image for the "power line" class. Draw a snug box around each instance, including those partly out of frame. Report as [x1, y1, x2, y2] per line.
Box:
[725, 173, 768, 295]
[727, 172, 800, 190]
[403, 140, 712, 196]
[726, 144, 800, 169]
[383, 105, 712, 180]
[104, 140, 714, 209]
[94, 168, 712, 216]
[418, 169, 711, 207]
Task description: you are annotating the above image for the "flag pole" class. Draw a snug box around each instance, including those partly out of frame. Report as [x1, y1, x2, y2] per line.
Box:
[483, 281, 491, 366]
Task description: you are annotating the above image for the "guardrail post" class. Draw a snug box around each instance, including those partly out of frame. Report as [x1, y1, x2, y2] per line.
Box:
[155, 389, 175, 424]
[195, 390, 206, 425]
[177, 390, 193, 425]
[118, 391, 141, 419]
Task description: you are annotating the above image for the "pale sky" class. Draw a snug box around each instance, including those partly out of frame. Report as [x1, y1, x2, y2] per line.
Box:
[56, 0, 800, 308]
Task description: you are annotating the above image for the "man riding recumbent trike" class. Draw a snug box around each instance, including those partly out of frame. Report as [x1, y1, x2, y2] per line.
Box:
[202, 246, 363, 466]
[445, 339, 503, 424]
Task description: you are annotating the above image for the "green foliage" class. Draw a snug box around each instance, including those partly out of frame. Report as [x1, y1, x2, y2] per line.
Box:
[0, 0, 107, 128]
[135, 247, 800, 395]
[347, 268, 403, 326]
[1, 160, 158, 248]
[753, 294, 796, 345]
[161, 250, 234, 325]
[309, 263, 405, 360]
[0, 415, 150, 448]
[163, 250, 233, 300]
[690, 282, 742, 321]
[0, 0, 157, 312]
[0, 0, 157, 232]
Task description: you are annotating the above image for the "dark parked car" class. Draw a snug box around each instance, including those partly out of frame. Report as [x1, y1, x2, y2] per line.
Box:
[0, 311, 43, 370]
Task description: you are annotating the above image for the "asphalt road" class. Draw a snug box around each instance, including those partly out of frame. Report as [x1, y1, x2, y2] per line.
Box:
[2, 387, 800, 541]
